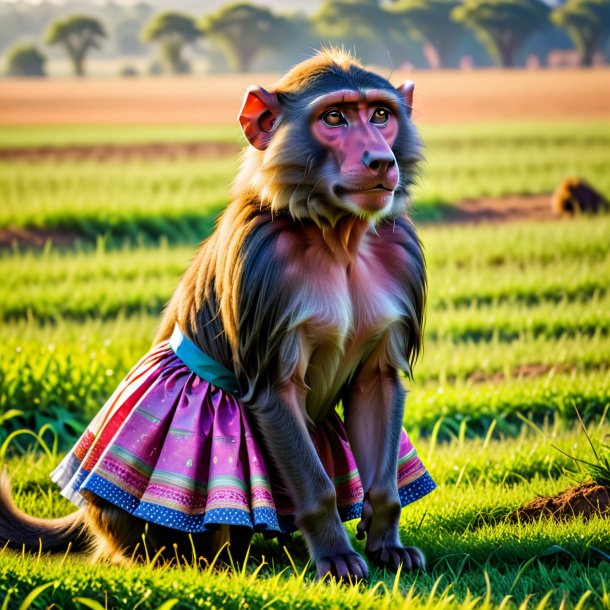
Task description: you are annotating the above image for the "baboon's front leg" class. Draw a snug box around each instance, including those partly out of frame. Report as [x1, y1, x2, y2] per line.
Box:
[248, 383, 368, 580]
[344, 362, 425, 572]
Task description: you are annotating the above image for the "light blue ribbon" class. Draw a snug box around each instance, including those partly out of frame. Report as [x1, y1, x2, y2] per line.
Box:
[169, 324, 241, 397]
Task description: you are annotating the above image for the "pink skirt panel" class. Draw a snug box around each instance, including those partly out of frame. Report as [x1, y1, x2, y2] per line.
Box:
[52, 344, 435, 533]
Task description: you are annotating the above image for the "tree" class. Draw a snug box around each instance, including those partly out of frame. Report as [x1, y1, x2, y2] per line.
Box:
[5, 44, 46, 77]
[552, 0, 610, 66]
[45, 15, 106, 77]
[141, 12, 201, 74]
[452, 0, 550, 67]
[314, 0, 404, 65]
[390, 0, 466, 68]
[199, 3, 296, 73]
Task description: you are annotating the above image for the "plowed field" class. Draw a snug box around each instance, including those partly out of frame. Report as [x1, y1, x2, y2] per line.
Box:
[2, 67, 609, 126]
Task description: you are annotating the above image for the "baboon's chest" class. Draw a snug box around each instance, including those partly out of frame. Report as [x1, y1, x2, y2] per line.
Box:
[299, 242, 405, 421]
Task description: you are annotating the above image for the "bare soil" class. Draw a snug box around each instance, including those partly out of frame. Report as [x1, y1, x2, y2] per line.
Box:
[513, 481, 610, 522]
[436, 194, 557, 225]
[2, 68, 609, 126]
[0, 141, 240, 162]
[0, 226, 84, 250]
[466, 363, 574, 385]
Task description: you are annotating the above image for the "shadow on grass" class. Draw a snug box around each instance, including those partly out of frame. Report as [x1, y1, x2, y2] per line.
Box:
[2, 208, 225, 253]
[4, 200, 462, 253]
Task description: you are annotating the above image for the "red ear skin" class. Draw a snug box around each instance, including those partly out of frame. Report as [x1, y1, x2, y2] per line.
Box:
[396, 80, 415, 117]
[238, 86, 281, 151]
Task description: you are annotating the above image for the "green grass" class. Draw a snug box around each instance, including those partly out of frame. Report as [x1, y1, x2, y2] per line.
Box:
[422, 216, 610, 268]
[2, 217, 609, 322]
[1, 121, 609, 241]
[1, 319, 608, 448]
[417, 120, 610, 204]
[0, 159, 237, 242]
[1, 123, 610, 608]
[409, 370, 610, 440]
[426, 296, 610, 342]
[0, 319, 153, 450]
[2, 423, 610, 609]
[1, 217, 609, 449]
[418, 331, 609, 381]
[1, 550, 605, 609]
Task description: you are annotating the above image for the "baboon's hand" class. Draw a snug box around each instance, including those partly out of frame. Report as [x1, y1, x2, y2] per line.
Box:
[297, 498, 369, 582]
[365, 544, 425, 572]
[356, 495, 425, 572]
[316, 549, 369, 582]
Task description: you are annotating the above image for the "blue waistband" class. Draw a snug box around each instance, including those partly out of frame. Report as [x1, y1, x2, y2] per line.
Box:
[169, 325, 241, 397]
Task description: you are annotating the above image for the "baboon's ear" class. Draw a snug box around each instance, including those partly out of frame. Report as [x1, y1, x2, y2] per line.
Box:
[396, 80, 415, 117]
[239, 86, 281, 150]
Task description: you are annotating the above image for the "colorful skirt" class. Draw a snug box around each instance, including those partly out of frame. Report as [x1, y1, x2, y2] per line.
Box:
[52, 326, 435, 534]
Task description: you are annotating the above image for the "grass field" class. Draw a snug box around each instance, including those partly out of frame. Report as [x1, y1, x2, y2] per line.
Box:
[1, 68, 610, 608]
[1, 121, 609, 239]
[1, 211, 609, 608]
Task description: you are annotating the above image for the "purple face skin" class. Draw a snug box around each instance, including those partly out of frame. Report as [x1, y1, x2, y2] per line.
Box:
[309, 89, 401, 215]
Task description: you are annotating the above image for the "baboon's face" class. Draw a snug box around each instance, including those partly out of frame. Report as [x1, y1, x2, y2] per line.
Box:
[309, 89, 401, 219]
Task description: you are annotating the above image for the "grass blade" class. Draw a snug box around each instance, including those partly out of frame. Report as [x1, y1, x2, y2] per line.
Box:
[18, 582, 54, 610]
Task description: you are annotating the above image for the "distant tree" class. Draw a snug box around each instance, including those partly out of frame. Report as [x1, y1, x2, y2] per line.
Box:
[314, 0, 405, 65]
[200, 3, 292, 73]
[390, 0, 466, 67]
[141, 12, 201, 74]
[5, 44, 46, 77]
[45, 14, 106, 77]
[119, 65, 138, 77]
[452, 0, 551, 67]
[551, 0, 610, 66]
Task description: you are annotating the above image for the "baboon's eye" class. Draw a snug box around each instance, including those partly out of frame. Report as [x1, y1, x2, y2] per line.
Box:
[370, 107, 391, 125]
[322, 109, 347, 127]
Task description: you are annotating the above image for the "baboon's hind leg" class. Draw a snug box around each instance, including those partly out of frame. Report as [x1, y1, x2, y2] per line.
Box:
[85, 499, 250, 566]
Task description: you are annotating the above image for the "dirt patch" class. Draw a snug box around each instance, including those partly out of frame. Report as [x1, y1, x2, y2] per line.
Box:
[0, 141, 241, 162]
[435, 193, 557, 225]
[466, 363, 574, 385]
[0, 193, 563, 251]
[0, 226, 84, 250]
[513, 481, 610, 522]
[1, 68, 609, 126]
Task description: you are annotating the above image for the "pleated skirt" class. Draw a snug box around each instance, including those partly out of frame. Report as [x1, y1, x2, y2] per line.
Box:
[53, 341, 435, 533]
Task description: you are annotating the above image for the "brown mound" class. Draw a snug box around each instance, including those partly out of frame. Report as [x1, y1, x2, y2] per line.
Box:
[551, 176, 610, 216]
[513, 481, 610, 522]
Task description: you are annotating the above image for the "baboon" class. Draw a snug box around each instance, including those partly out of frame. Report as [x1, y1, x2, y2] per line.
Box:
[0, 49, 435, 581]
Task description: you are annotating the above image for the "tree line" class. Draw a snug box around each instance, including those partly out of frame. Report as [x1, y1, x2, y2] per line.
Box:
[5, 0, 610, 77]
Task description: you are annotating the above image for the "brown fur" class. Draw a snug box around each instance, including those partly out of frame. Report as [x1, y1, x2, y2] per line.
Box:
[0, 471, 88, 552]
[271, 48, 360, 94]
[551, 176, 609, 216]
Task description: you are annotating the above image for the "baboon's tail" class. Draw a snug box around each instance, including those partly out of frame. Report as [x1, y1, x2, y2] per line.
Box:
[0, 470, 89, 552]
